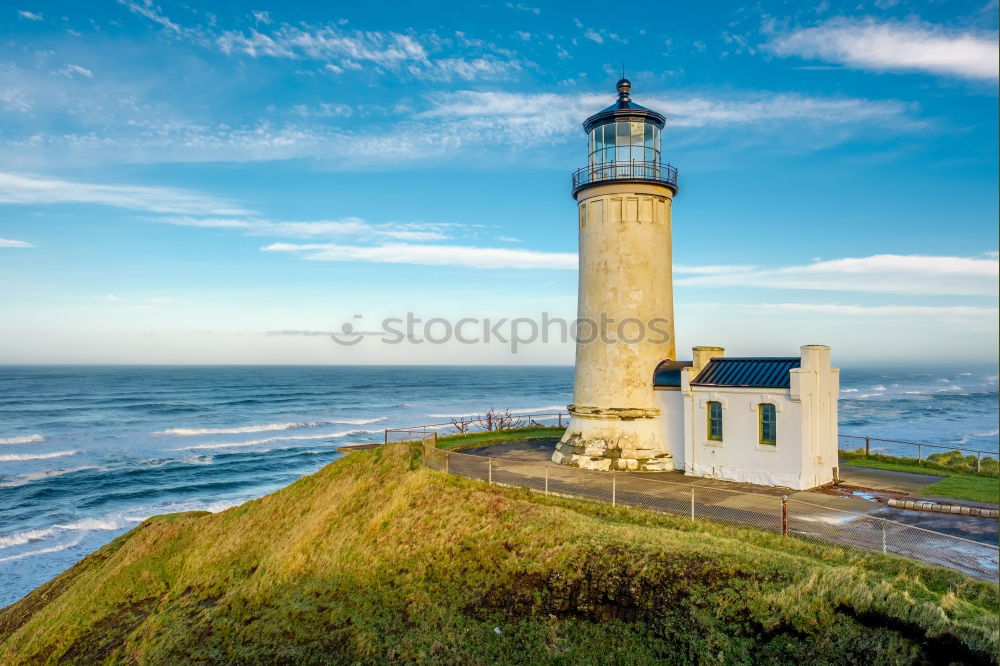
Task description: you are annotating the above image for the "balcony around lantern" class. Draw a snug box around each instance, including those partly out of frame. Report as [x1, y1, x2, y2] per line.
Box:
[571, 160, 678, 196]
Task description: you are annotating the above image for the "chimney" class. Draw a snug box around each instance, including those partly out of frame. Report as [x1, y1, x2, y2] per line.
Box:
[800, 345, 830, 370]
[692, 346, 724, 373]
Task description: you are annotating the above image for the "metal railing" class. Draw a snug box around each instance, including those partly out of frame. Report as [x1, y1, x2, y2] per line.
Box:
[838, 434, 998, 474]
[421, 443, 999, 582]
[384, 412, 568, 445]
[572, 160, 678, 194]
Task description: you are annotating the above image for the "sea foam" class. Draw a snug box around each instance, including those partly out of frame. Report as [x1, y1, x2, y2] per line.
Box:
[0, 434, 45, 445]
[173, 429, 381, 451]
[155, 417, 386, 436]
[0, 450, 78, 462]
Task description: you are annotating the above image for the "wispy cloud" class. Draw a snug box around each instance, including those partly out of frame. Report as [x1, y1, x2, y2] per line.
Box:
[117, 0, 182, 33]
[162, 216, 454, 241]
[0, 172, 252, 216]
[767, 18, 999, 80]
[0, 238, 34, 248]
[676, 254, 999, 296]
[17, 10, 43, 21]
[756, 303, 998, 317]
[262, 241, 577, 270]
[56, 64, 93, 79]
[215, 24, 520, 82]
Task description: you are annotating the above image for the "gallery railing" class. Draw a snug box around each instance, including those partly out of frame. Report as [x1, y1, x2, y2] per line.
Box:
[571, 160, 678, 194]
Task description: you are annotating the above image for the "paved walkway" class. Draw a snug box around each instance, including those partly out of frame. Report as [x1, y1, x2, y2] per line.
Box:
[440, 439, 998, 581]
[838, 465, 943, 494]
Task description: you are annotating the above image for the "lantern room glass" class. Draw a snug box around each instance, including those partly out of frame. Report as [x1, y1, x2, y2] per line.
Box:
[588, 121, 661, 179]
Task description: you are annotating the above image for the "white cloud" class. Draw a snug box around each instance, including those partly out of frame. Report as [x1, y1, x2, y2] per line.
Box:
[262, 241, 577, 270]
[161, 216, 453, 241]
[676, 254, 999, 296]
[767, 18, 999, 80]
[18, 10, 43, 20]
[506, 3, 540, 15]
[0, 172, 253, 216]
[0, 238, 34, 248]
[756, 303, 998, 317]
[0, 84, 921, 168]
[674, 264, 759, 274]
[215, 23, 521, 82]
[57, 64, 93, 78]
[117, 0, 182, 33]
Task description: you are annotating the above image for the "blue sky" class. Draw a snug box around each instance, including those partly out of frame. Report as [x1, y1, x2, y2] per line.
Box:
[0, 0, 997, 365]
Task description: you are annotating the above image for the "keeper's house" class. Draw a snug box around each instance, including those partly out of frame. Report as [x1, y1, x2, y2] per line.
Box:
[654, 345, 840, 490]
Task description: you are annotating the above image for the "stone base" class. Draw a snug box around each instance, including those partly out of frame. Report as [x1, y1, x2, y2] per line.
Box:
[552, 413, 673, 472]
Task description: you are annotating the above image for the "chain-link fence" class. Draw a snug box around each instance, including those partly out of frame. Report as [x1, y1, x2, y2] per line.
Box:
[420, 443, 999, 582]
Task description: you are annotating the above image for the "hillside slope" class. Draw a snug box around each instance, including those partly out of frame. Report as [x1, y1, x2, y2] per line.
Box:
[1, 444, 997, 665]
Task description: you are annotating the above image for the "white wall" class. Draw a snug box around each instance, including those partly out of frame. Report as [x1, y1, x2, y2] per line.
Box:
[672, 345, 839, 491]
[654, 388, 685, 468]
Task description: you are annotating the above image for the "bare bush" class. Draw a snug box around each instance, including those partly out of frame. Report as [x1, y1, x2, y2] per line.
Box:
[450, 416, 474, 435]
[477, 408, 527, 432]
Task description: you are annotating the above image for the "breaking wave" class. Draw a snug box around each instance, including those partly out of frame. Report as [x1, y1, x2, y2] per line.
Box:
[155, 417, 386, 436]
[0, 434, 45, 445]
[0, 450, 78, 462]
[173, 429, 382, 451]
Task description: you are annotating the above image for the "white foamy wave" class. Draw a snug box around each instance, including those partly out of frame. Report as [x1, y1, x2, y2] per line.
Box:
[156, 422, 321, 436]
[955, 429, 1000, 446]
[840, 388, 859, 393]
[0, 434, 45, 445]
[510, 405, 565, 414]
[0, 450, 78, 462]
[904, 391, 922, 395]
[173, 429, 381, 451]
[428, 406, 565, 419]
[0, 535, 83, 563]
[156, 417, 387, 436]
[0, 527, 56, 548]
[871, 385, 887, 392]
[0, 466, 99, 489]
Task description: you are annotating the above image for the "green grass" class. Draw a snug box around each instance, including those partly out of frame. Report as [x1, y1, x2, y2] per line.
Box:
[2, 443, 997, 665]
[436, 425, 564, 450]
[840, 452, 999, 505]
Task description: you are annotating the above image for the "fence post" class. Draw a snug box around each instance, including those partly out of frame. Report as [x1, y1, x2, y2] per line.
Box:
[881, 519, 887, 554]
[977, 451, 982, 472]
[917, 444, 922, 463]
[612, 475, 616, 507]
[434, 432, 438, 449]
[488, 458, 492, 485]
[781, 496, 788, 536]
[545, 467, 549, 495]
[384, 429, 388, 446]
[865, 437, 870, 456]
[690, 487, 695, 522]
[445, 451, 449, 475]
[558, 412, 563, 428]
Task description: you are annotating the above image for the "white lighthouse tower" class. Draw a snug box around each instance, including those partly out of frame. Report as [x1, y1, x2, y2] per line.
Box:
[552, 78, 679, 472]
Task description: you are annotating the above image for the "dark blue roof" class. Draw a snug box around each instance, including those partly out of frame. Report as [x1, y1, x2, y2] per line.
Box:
[691, 358, 800, 389]
[653, 360, 693, 387]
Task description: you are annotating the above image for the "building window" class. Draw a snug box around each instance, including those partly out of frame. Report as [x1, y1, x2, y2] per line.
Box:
[759, 403, 776, 445]
[707, 401, 723, 441]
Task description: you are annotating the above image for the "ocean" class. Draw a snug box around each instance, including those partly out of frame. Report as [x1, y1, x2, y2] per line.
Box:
[1, 364, 997, 606]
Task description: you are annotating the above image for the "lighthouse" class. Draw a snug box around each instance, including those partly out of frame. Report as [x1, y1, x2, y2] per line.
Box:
[552, 78, 679, 472]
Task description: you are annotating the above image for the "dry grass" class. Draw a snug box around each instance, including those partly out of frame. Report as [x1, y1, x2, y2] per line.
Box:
[1, 443, 996, 665]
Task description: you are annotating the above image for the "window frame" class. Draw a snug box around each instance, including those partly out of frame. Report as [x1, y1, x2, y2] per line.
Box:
[706, 401, 723, 441]
[759, 403, 777, 446]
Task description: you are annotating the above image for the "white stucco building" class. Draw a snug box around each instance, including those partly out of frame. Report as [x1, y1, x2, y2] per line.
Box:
[553, 79, 841, 491]
[653, 345, 840, 490]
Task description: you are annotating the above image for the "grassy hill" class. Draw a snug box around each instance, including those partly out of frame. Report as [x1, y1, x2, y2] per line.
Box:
[1, 443, 997, 665]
